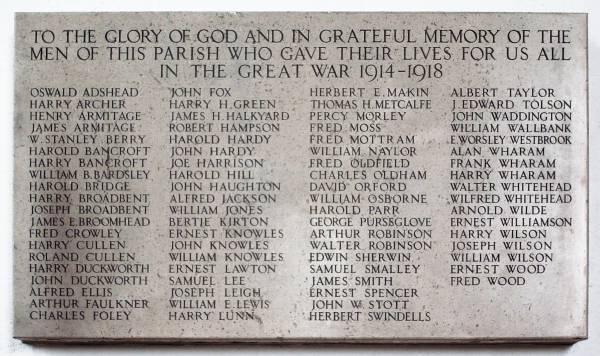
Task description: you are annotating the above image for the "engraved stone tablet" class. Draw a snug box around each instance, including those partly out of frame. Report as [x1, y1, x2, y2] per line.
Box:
[13, 12, 588, 343]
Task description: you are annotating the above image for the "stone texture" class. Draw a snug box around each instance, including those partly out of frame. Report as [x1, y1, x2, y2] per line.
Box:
[13, 12, 587, 343]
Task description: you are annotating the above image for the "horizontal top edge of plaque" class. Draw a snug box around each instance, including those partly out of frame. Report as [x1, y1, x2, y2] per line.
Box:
[13, 11, 589, 15]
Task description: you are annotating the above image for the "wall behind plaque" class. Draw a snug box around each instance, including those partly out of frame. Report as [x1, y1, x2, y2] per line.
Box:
[1, 0, 598, 355]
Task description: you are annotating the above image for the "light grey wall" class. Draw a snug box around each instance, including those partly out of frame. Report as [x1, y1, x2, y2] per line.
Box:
[2, 0, 597, 355]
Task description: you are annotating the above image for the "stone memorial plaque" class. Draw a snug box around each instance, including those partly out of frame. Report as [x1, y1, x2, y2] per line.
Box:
[13, 12, 588, 343]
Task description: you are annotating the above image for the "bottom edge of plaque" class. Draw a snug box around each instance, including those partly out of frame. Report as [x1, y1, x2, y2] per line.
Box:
[14, 336, 588, 345]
